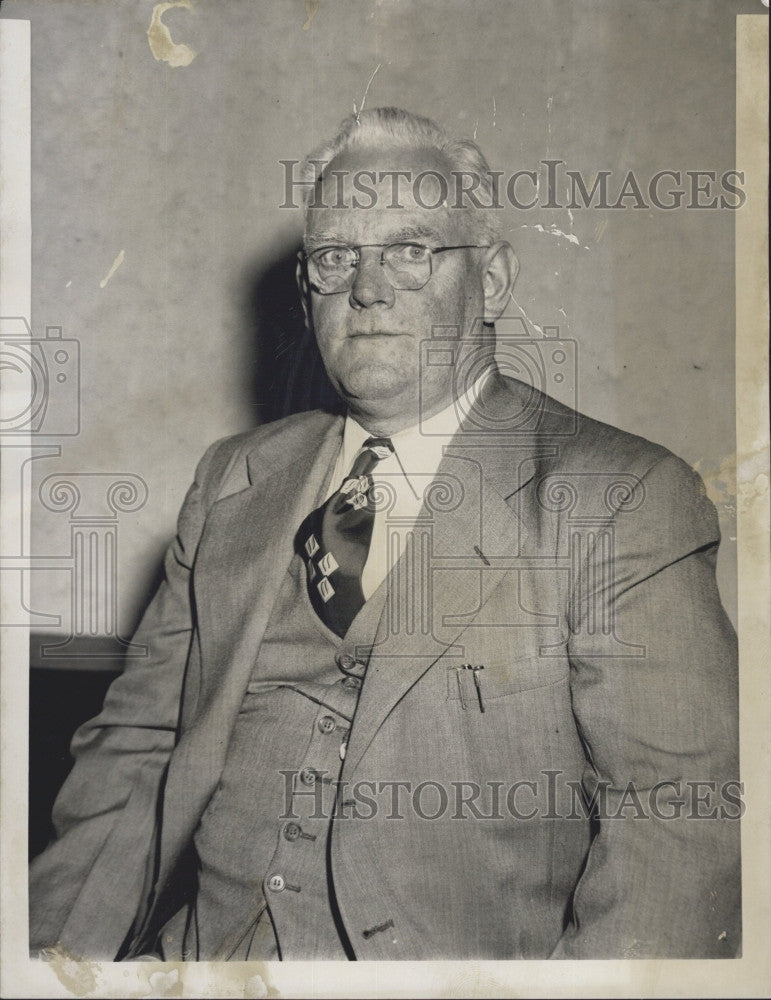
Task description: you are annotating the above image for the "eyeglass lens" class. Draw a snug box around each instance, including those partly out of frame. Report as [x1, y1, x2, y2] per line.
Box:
[309, 243, 432, 293]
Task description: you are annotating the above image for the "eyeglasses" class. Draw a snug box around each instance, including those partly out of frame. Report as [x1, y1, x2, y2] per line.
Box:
[302, 242, 489, 294]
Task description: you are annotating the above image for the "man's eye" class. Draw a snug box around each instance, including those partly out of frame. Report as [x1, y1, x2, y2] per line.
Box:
[391, 244, 429, 264]
[317, 248, 354, 269]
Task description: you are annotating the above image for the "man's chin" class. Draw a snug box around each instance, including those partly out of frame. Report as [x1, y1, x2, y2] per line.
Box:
[336, 364, 416, 405]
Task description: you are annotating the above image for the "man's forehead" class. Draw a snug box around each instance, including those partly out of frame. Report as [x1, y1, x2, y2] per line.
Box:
[305, 143, 461, 245]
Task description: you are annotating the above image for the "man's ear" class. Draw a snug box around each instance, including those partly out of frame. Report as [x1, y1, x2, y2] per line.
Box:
[481, 241, 519, 323]
[296, 252, 312, 329]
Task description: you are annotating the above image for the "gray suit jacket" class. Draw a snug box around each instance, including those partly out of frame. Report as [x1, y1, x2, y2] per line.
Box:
[29, 373, 740, 960]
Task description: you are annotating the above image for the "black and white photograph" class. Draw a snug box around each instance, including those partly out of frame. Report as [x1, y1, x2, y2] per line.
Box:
[0, 1, 768, 997]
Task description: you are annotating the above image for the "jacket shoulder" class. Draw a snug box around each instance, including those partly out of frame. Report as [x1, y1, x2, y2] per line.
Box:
[500, 377, 716, 532]
[496, 375, 682, 478]
[192, 410, 339, 505]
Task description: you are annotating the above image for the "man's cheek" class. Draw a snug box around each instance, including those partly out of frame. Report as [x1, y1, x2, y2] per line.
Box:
[314, 316, 346, 352]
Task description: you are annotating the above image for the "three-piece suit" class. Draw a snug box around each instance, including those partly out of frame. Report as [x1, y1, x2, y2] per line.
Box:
[29, 371, 740, 960]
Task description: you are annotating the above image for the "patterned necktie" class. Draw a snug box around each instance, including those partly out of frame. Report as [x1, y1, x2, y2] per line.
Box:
[297, 437, 394, 637]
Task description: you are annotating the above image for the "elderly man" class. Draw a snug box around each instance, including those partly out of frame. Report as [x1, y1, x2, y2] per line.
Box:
[30, 108, 740, 961]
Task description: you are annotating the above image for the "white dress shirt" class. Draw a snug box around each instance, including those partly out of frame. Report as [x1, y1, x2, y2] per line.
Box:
[325, 368, 491, 600]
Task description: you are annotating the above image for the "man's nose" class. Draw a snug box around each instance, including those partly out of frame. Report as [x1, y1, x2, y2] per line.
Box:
[348, 249, 395, 310]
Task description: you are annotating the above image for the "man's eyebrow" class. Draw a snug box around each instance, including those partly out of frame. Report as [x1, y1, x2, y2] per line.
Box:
[304, 225, 445, 251]
[386, 225, 445, 243]
[303, 232, 346, 252]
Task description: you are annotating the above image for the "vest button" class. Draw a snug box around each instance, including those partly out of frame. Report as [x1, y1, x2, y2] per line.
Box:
[267, 874, 286, 893]
[318, 715, 336, 734]
[342, 676, 361, 690]
[283, 822, 301, 842]
[300, 768, 316, 785]
[336, 652, 356, 671]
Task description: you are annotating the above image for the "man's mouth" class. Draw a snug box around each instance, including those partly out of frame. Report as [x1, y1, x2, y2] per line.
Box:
[348, 330, 406, 338]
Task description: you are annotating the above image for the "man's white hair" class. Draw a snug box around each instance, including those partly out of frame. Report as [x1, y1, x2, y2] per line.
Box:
[300, 106, 502, 243]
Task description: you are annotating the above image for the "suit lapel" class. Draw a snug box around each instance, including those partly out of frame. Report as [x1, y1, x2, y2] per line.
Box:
[343, 374, 546, 777]
[192, 416, 343, 710]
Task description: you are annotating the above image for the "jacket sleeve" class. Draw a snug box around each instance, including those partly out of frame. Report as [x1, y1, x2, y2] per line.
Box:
[551, 454, 741, 958]
[29, 436, 239, 959]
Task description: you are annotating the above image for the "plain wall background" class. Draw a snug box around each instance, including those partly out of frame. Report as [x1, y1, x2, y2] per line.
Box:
[2, 0, 748, 647]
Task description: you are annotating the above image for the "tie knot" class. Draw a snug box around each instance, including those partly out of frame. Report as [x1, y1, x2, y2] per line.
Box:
[346, 437, 393, 484]
[362, 437, 394, 461]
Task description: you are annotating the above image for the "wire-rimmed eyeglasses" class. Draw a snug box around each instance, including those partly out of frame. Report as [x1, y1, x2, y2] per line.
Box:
[302, 242, 489, 294]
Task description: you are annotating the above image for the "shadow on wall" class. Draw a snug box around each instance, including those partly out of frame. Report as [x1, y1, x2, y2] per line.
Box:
[240, 242, 345, 425]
